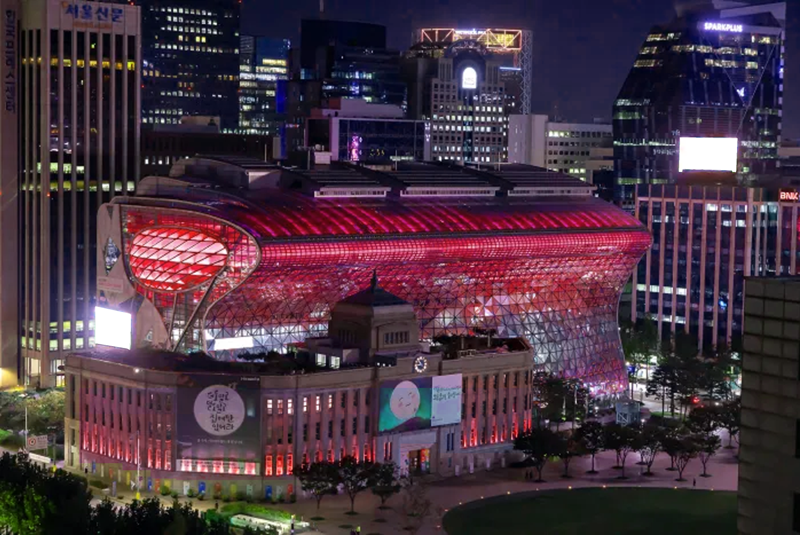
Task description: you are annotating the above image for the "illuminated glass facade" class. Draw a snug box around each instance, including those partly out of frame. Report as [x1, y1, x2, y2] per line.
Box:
[633, 183, 800, 348]
[613, 5, 785, 207]
[138, 0, 240, 131]
[100, 163, 650, 394]
[20, 0, 141, 387]
[239, 36, 289, 136]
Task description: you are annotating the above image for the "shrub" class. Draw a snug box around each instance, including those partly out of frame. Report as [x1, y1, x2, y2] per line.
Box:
[289, 494, 296, 504]
[213, 492, 222, 501]
[88, 479, 107, 489]
[197, 492, 205, 501]
[170, 491, 178, 499]
[218, 502, 293, 523]
[221, 494, 231, 503]
[0, 434, 24, 450]
[235, 491, 247, 501]
[277, 495, 285, 503]
[160, 485, 171, 496]
[187, 489, 196, 498]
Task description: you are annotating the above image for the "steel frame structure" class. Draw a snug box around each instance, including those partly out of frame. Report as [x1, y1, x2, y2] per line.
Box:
[112, 192, 649, 395]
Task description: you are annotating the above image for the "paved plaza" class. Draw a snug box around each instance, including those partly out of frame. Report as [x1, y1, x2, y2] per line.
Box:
[91, 430, 738, 535]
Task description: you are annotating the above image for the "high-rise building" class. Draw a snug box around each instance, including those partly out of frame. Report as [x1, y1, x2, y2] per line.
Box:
[737, 276, 800, 535]
[294, 20, 405, 108]
[284, 20, 407, 153]
[0, 0, 20, 388]
[404, 40, 509, 164]
[508, 114, 612, 182]
[413, 28, 532, 115]
[632, 182, 800, 348]
[138, 0, 240, 131]
[613, 1, 786, 208]
[239, 36, 289, 136]
[19, 0, 141, 387]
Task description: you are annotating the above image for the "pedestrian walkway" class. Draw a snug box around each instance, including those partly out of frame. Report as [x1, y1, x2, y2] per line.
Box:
[79, 437, 738, 535]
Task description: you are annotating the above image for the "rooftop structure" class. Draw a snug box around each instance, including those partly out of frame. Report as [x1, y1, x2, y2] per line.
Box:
[96, 159, 649, 393]
[413, 28, 532, 114]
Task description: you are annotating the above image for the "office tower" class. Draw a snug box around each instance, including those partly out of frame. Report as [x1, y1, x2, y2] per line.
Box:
[294, 19, 405, 108]
[404, 40, 509, 163]
[413, 28, 533, 115]
[284, 20, 406, 153]
[737, 276, 800, 534]
[0, 0, 19, 387]
[138, 0, 240, 131]
[239, 36, 289, 136]
[632, 182, 800, 348]
[19, 0, 141, 387]
[613, 1, 785, 208]
[508, 114, 612, 182]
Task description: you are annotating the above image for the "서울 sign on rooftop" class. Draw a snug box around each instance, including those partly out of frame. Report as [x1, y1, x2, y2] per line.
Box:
[62, 3, 124, 25]
[703, 22, 743, 33]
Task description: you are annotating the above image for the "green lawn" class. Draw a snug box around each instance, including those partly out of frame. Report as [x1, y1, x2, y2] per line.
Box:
[443, 488, 736, 535]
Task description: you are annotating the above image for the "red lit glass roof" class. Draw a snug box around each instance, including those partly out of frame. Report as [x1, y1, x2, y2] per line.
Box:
[129, 227, 228, 292]
[170, 192, 644, 242]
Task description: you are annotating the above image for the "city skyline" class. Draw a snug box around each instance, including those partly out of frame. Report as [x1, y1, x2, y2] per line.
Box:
[248, 0, 800, 139]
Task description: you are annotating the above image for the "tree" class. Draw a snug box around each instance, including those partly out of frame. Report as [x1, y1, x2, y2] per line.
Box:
[574, 420, 604, 474]
[335, 456, 374, 513]
[370, 462, 403, 508]
[695, 432, 721, 477]
[296, 461, 339, 511]
[620, 317, 659, 398]
[0, 452, 92, 535]
[513, 427, 561, 482]
[634, 423, 663, 476]
[717, 398, 741, 448]
[400, 479, 439, 535]
[701, 341, 741, 401]
[687, 405, 720, 435]
[660, 431, 682, 472]
[603, 423, 639, 479]
[556, 435, 581, 479]
[674, 436, 699, 482]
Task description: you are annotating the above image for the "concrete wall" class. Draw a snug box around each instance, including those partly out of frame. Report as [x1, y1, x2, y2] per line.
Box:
[738, 277, 800, 534]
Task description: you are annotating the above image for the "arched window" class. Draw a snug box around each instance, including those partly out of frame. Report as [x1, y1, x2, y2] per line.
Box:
[461, 66, 477, 89]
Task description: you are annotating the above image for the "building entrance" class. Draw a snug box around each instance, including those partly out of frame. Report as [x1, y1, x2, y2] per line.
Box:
[407, 448, 430, 474]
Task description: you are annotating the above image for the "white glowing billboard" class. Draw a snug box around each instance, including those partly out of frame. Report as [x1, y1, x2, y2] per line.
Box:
[95, 306, 132, 350]
[678, 137, 738, 173]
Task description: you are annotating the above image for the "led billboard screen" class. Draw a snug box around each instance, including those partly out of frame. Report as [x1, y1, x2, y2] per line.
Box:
[678, 137, 738, 173]
[94, 306, 132, 349]
[378, 377, 432, 434]
[177, 374, 261, 465]
[431, 374, 462, 427]
[378, 374, 463, 434]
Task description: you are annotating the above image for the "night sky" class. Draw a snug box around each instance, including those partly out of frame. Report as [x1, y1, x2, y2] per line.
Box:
[248, 0, 800, 140]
